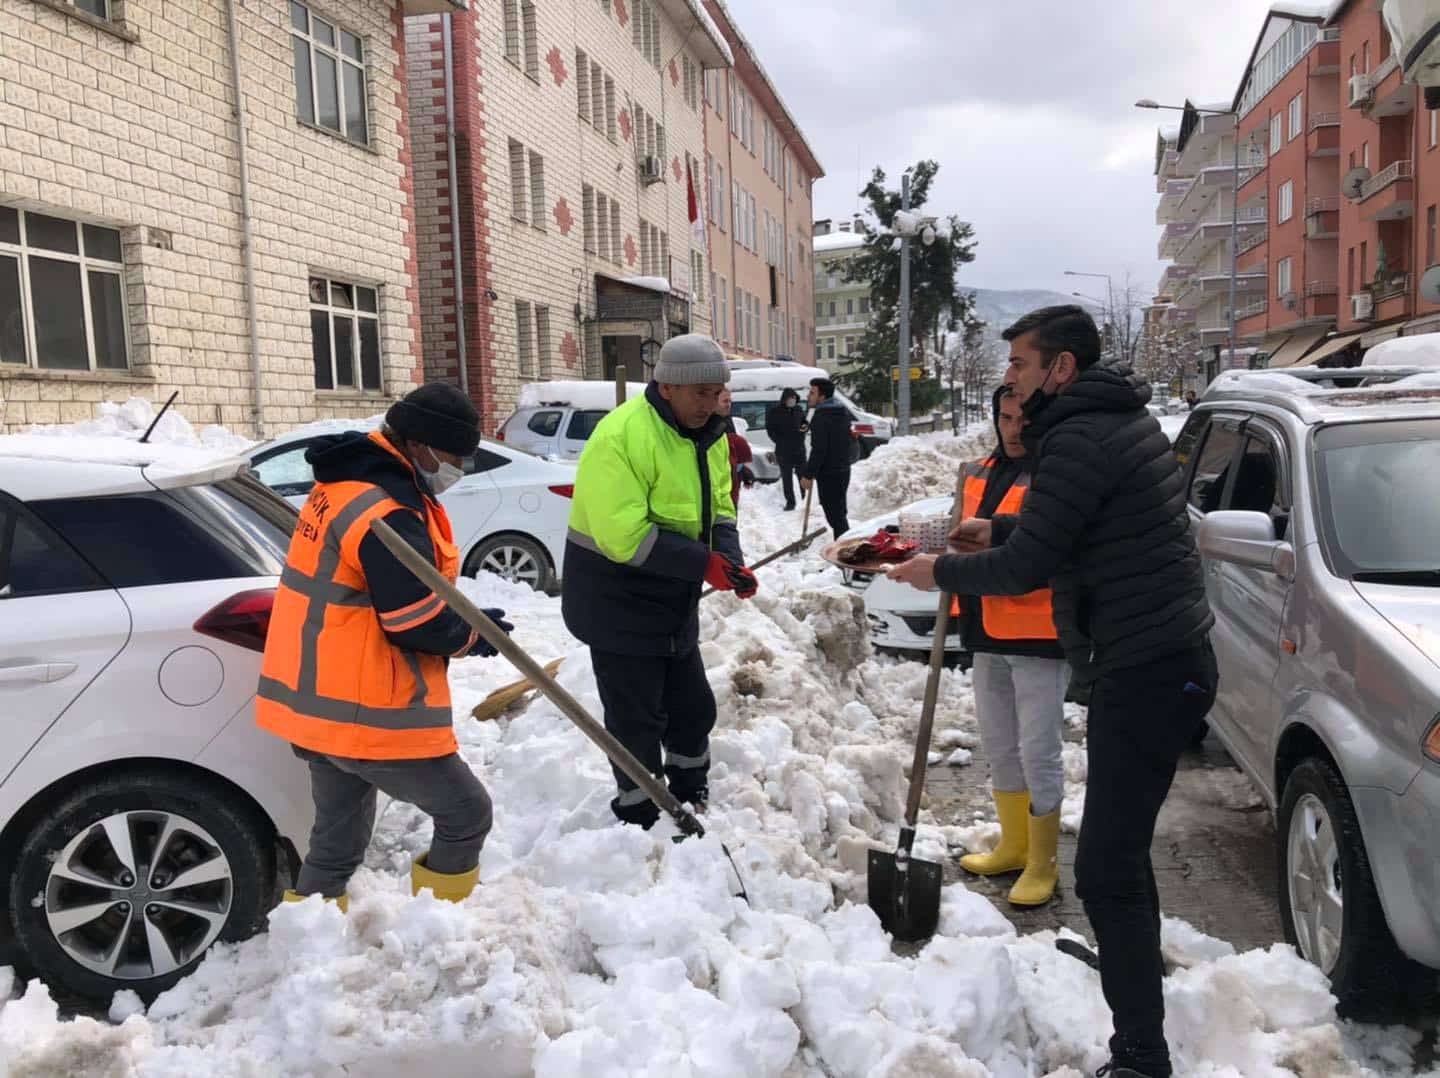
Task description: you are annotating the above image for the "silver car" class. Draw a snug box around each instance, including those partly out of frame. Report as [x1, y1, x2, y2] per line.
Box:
[1181, 364, 1440, 1014]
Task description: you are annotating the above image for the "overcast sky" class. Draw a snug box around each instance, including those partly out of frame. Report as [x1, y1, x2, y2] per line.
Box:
[723, 0, 1294, 300]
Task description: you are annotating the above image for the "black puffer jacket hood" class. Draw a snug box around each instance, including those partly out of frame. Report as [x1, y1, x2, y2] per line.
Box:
[305, 431, 430, 512]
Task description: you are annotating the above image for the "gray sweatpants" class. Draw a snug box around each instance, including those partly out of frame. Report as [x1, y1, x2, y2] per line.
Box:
[972, 652, 1068, 816]
[293, 747, 492, 898]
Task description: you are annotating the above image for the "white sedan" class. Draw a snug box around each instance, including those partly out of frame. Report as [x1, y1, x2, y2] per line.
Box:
[247, 419, 576, 591]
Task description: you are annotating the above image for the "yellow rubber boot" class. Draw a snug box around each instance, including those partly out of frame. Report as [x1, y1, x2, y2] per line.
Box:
[959, 790, 1030, 876]
[410, 855, 479, 902]
[1008, 809, 1061, 907]
[282, 890, 349, 914]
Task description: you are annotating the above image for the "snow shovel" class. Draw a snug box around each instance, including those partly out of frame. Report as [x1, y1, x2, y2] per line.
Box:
[797, 483, 814, 552]
[370, 519, 750, 900]
[867, 589, 952, 942]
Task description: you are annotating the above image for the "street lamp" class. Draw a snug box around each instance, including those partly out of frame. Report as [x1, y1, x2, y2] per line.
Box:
[1137, 98, 1241, 377]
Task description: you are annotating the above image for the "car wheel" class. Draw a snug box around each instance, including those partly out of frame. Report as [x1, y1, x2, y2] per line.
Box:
[1277, 757, 1419, 1018]
[9, 770, 275, 1001]
[466, 534, 553, 591]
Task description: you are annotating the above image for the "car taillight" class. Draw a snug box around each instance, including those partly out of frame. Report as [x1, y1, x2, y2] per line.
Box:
[1426, 715, 1440, 763]
[194, 588, 275, 653]
[496, 430, 506, 441]
[853, 423, 875, 436]
[548, 484, 575, 498]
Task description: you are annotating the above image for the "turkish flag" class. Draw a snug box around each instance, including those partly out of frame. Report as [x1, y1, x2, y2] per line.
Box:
[687, 160, 706, 245]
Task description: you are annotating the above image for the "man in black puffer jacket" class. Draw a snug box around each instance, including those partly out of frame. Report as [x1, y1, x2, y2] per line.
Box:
[888, 306, 1214, 1078]
[799, 376, 853, 536]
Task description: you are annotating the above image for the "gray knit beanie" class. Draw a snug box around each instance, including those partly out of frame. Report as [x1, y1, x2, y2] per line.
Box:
[652, 334, 730, 386]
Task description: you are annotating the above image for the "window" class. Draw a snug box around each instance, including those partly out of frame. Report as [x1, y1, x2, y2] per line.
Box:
[527, 410, 562, 436]
[1348, 246, 1356, 295]
[529, 151, 546, 230]
[309, 276, 381, 392]
[1361, 240, 1368, 283]
[1363, 41, 1370, 73]
[29, 480, 293, 589]
[733, 282, 742, 345]
[290, 3, 369, 144]
[466, 447, 512, 475]
[692, 251, 704, 304]
[503, 0, 521, 64]
[535, 305, 552, 376]
[0, 208, 128, 372]
[522, 0, 539, 80]
[1270, 112, 1282, 154]
[596, 191, 610, 260]
[717, 275, 728, 343]
[860, 296, 871, 314]
[583, 185, 596, 253]
[515, 301, 535, 378]
[565, 410, 607, 441]
[0, 499, 102, 599]
[1188, 420, 1243, 513]
[846, 298, 854, 316]
[1288, 94, 1302, 140]
[682, 55, 699, 111]
[1277, 256, 1293, 299]
[714, 161, 726, 231]
[1278, 180, 1294, 223]
[509, 139, 527, 222]
[632, 0, 660, 66]
[251, 444, 318, 498]
[577, 50, 590, 123]
[604, 76, 616, 141]
[1431, 108, 1438, 149]
[1230, 433, 1287, 535]
[1430, 205, 1438, 269]
[1363, 141, 1370, 169]
[828, 300, 836, 317]
[69, 0, 111, 18]
[609, 199, 621, 263]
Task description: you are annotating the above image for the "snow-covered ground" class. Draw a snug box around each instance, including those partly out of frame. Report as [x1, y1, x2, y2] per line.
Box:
[0, 401, 1434, 1076]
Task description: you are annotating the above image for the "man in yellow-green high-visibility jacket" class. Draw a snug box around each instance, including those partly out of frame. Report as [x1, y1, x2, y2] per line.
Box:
[562, 334, 758, 827]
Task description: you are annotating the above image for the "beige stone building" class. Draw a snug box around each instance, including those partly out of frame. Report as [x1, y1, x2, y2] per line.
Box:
[700, 0, 821, 362]
[407, 0, 731, 436]
[0, 0, 460, 435]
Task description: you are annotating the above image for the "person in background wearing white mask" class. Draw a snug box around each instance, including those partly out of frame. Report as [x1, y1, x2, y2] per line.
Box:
[258, 383, 513, 909]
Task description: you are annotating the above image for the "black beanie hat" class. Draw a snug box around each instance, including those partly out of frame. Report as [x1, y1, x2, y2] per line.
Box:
[386, 383, 480, 456]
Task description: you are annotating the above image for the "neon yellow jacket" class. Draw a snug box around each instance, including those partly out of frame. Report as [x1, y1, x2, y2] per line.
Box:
[561, 384, 743, 654]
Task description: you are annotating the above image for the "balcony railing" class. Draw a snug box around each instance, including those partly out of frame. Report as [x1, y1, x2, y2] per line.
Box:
[1308, 112, 1340, 131]
[1360, 159, 1413, 200]
[1235, 230, 1267, 256]
[1305, 281, 1338, 297]
[1237, 205, 1268, 224]
[1319, 27, 1340, 43]
[1306, 196, 1340, 215]
[1375, 272, 1411, 300]
[1372, 53, 1400, 88]
[1235, 298, 1270, 320]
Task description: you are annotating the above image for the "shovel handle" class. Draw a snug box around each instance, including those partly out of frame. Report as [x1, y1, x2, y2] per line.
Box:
[699, 527, 827, 599]
[369, 518, 703, 839]
[903, 591, 953, 828]
[800, 482, 814, 538]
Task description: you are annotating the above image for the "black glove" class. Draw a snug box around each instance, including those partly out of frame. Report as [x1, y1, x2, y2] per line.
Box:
[738, 465, 756, 486]
[467, 608, 513, 657]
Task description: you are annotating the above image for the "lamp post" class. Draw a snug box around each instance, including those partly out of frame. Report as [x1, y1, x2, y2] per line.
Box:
[890, 174, 939, 436]
[1064, 269, 1117, 360]
[1137, 98, 1241, 378]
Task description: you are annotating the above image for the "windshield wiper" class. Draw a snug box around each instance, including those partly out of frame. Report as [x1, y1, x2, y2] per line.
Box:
[1352, 570, 1440, 586]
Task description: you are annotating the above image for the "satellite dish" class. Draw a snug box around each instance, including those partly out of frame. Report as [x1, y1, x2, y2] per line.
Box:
[1342, 166, 1372, 200]
[1421, 265, 1440, 306]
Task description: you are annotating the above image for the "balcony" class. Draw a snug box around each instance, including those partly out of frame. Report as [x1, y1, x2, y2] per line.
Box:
[1158, 264, 1193, 294]
[1376, 274, 1412, 321]
[1235, 229, 1267, 257]
[1155, 178, 1193, 224]
[1305, 196, 1340, 238]
[1304, 281, 1340, 320]
[1306, 113, 1341, 157]
[1237, 205, 1267, 226]
[1359, 160, 1415, 221]
[816, 313, 867, 330]
[1159, 221, 1196, 260]
[1312, 31, 1341, 75]
[1235, 298, 1268, 322]
[1365, 54, 1414, 118]
[1174, 212, 1238, 265]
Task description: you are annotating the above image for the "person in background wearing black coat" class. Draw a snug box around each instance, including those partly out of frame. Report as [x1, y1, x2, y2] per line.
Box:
[887, 306, 1215, 1078]
[765, 388, 808, 510]
[799, 377, 852, 537]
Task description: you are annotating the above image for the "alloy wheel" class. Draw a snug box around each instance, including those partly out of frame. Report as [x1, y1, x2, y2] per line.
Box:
[43, 810, 233, 980]
[480, 544, 542, 586]
[1287, 792, 1344, 973]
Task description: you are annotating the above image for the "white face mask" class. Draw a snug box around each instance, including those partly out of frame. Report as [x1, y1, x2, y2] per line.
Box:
[414, 447, 465, 495]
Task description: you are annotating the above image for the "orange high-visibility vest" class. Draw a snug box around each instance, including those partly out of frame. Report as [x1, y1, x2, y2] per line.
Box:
[257, 432, 461, 760]
[950, 459, 1058, 642]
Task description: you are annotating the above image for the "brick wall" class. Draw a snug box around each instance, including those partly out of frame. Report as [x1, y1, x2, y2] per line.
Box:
[0, 0, 423, 435]
[409, 0, 715, 437]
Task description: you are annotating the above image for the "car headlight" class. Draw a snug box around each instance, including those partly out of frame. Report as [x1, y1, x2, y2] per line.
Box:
[1425, 714, 1440, 763]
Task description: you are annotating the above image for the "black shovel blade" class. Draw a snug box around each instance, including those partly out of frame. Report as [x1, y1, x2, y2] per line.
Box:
[867, 848, 943, 942]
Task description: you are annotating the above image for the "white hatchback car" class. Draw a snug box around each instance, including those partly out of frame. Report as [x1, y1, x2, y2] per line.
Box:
[0, 441, 312, 1001]
[248, 419, 576, 592]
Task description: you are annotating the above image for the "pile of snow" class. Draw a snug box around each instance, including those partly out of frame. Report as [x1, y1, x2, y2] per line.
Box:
[0, 430, 1430, 1077]
[515, 381, 644, 411]
[849, 427, 992, 523]
[1361, 334, 1440, 369]
[0, 397, 254, 472]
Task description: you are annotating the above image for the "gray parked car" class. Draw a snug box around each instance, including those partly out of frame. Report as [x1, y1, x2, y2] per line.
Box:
[1180, 363, 1440, 1014]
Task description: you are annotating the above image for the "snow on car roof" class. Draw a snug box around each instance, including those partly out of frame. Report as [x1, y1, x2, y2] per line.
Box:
[1361, 333, 1440, 368]
[515, 381, 646, 410]
[0, 396, 252, 471]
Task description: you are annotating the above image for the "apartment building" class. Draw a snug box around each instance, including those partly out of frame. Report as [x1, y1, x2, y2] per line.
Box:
[810, 217, 870, 375]
[0, 0, 459, 435]
[699, 0, 822, 363]
[406, 1, 730, 435]
[1152, 3, 1440, 379]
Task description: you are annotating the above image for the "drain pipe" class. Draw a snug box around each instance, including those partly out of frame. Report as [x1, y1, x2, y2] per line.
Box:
[223, 0, 265, 438]
[443, 13, 470, 397]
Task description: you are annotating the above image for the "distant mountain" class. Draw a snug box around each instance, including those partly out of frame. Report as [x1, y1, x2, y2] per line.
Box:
[961, 288, 1103, 337]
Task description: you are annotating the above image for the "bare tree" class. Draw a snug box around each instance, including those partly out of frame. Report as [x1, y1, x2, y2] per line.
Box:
[1135, 318, 1199, 398]
[944, 314, 1003, 433]
[1092, 273, 1148, 369]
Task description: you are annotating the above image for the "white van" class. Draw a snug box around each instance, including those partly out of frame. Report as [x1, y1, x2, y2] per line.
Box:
[726, 361, 894, 460]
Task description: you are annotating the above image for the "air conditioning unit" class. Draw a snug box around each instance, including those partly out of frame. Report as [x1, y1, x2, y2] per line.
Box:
[637, 155, 663, 184]
[1351, 292, 1375, 321]
[1348, 74, 1372, 107]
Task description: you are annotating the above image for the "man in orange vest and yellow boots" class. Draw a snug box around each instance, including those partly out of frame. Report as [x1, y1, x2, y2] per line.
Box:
[952, 386, 1068, 906]
[257, 383, 512, 908]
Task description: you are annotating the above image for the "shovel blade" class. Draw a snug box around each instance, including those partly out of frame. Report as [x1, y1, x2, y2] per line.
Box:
[866, 848, 943, 942]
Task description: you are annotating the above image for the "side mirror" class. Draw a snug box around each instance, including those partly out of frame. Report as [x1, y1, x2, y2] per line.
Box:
[1197, 510, 1295, 579]
[730, 416, 749, 436]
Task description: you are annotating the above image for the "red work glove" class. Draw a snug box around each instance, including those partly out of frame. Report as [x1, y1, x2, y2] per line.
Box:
[705, 552, 757, 597]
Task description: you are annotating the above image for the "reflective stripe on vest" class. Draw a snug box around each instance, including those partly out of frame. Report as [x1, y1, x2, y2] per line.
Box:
[256, 434, 460, 760]
[955, 460, 1058, 642]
